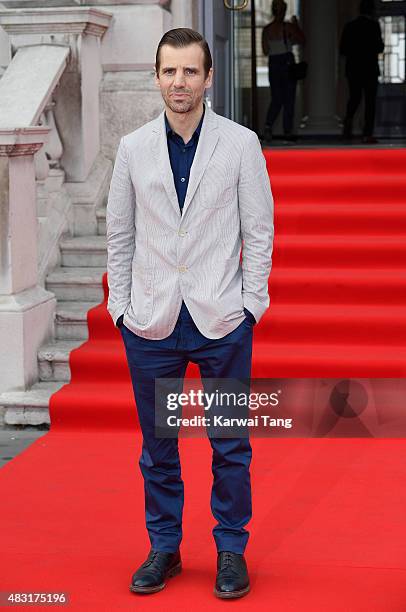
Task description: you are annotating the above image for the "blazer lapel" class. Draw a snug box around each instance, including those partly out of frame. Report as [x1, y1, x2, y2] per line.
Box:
[151, 110, 181, 218]
[182, 106, 219, 217]
[150, 104, 219, 219]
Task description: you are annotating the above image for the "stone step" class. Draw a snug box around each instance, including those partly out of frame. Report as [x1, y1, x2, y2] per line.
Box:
[38, 340, 85, 382]
[46, 267, 105, 301]
[0, 382, 65, 426]
[65, 154, 112, 237]
[55, 301, 100, 340]
[59, 235, 107, 267]
[96, 207, 106, 236]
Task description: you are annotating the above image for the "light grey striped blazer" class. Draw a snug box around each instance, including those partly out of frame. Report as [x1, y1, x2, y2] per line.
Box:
[106, 103, 274, 339]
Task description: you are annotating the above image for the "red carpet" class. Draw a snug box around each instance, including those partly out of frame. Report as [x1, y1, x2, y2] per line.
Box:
[1, 148, 406, 610]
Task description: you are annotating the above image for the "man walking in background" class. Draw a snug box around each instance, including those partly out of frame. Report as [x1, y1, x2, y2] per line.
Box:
[340, 0, 384, 144]
[106, 28, 274, 599]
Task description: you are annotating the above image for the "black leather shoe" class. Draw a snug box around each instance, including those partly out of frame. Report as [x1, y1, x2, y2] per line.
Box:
[214, 551, 250, 599]
[129, 549, 182, 594]
[283, 133, 298, 143]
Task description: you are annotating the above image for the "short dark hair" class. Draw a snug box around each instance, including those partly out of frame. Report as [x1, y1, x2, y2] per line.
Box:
[272, 0, 287, 17]
[155, 28, 212, 79]
[359, 0, 375, 15]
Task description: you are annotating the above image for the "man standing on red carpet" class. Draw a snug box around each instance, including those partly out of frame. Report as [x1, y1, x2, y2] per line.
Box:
[106, 28, 274, 599]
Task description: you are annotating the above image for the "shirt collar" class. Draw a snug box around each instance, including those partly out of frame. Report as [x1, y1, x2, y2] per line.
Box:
[165, 104, 205, 140]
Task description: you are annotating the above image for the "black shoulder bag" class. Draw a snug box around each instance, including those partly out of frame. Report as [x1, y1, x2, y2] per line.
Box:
[283, 22, 308, 81]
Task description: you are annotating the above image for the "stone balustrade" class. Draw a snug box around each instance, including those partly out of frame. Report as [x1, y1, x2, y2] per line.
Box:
[0, 127, 56, 393]
[0, 7, 112, 393]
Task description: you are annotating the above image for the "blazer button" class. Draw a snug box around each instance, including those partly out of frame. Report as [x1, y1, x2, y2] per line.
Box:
[178, 230, 187, 237]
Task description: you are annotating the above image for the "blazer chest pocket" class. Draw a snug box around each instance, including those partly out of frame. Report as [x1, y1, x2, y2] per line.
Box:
[199, 177, 236, 209]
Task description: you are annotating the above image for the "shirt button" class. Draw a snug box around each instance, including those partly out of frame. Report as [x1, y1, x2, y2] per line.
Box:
[178, 265, 188, 273]
[182, 148, 186, 153]
[178, 230, 187, 237]
[180, 177, 186, 182]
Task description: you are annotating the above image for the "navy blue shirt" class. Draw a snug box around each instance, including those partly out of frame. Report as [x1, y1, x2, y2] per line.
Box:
[165, 106, 205, 212]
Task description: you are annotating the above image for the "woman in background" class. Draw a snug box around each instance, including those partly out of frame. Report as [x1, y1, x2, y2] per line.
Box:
[262, 0, 305, 142]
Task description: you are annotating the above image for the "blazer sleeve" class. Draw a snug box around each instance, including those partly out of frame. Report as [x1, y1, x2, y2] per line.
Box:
[106, 137, 136, 326]
[238, 131, 274, 323]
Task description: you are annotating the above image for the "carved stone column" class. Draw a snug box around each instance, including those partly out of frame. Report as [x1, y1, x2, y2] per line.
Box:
[170, 0, 194, 28]
[0, 7, 112, 181]
[0, 127, 56, 393]
[300, 0, 341, 134]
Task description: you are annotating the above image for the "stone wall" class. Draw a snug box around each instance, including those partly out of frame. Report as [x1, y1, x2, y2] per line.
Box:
[100, 0, 197, 160]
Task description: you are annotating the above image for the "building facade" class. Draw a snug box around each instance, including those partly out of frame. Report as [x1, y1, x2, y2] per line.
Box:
[0, 0, 405, 425]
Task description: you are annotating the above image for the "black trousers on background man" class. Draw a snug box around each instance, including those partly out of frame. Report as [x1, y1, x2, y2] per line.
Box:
[343, 71, 379, 138]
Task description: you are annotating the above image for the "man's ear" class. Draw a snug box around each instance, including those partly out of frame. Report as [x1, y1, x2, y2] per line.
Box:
[154, 68, 160, 88]
[205, 67, 214, 90]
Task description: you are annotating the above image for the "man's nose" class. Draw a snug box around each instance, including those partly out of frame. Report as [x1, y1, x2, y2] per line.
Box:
[173, 70, 186, 87]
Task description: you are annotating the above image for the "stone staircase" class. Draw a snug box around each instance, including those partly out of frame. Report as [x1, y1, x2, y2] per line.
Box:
[0, 204, 109, 427]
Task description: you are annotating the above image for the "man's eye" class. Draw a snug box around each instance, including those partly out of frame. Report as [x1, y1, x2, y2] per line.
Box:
[162, 68, 195, 75]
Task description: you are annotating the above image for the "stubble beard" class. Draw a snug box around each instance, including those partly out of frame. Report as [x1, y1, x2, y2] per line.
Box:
[164, 91, 201, 114]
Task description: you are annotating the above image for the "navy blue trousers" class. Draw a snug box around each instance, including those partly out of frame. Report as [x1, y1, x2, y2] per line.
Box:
[344, 72, 378, 138]
[119, 302, 254, 554]
[266, 52, 297, 136]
